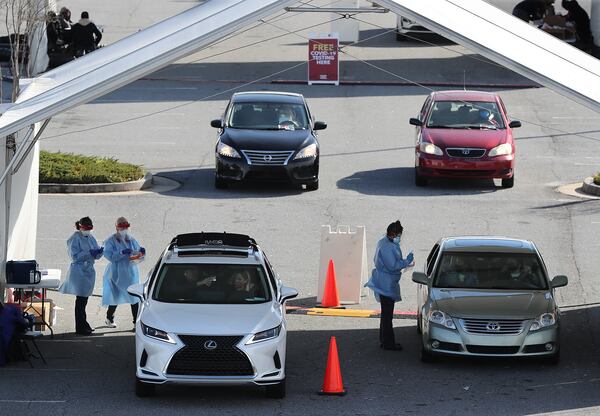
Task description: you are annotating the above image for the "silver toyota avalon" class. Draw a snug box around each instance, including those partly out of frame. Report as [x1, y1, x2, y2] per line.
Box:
[413, 237, 568, 363]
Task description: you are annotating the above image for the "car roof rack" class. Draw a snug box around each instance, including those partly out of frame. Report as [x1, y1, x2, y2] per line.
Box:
[169, 232, 258, 257]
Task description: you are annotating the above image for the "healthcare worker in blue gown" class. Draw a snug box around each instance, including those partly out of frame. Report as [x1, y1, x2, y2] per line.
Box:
[59, 217, 104, 335]
[365, 220, 414, 351]
[102, 217, 145, 328]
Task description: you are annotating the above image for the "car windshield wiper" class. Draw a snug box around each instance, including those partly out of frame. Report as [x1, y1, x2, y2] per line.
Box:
[427, 125, 461, 129]
[465, 125, 498, 130]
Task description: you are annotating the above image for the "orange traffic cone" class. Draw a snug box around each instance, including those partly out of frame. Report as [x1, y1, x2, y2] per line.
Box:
[320, 259, 340, 308]
[319, 336, 346, 396]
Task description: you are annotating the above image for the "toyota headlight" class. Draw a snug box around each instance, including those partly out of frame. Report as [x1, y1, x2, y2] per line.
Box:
[141, 322, 176, 344]
[529, 313, 556, 331]
[488, 143, 512, 157]
[428, 310, 456, 329]
[217, 142, 241, 158]
[246, 324, 282, 344]
[419, 142, 443, 156]
[293, 144, 318, 160]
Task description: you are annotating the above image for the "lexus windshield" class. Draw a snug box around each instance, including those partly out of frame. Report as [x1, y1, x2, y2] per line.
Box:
[227, 102, 310, 130]
[427, 101, 505, 129]
[433, 253, 547, 290]
[153, 264, 272, 304]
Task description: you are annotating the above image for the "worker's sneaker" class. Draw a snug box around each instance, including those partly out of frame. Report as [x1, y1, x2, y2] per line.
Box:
[105, 318, 117, 328]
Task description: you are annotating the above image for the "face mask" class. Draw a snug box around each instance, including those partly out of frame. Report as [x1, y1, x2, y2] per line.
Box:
[118, 229, 129, 238]
[392, 236, 401, 244]
[81, 230, 91, 236]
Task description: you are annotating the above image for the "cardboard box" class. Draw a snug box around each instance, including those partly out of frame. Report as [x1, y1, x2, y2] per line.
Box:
[23, 300, 56, 331]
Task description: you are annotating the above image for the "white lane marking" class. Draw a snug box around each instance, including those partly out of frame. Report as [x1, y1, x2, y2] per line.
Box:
[530, 378, 600, 389]
[0, 400, 67, 403]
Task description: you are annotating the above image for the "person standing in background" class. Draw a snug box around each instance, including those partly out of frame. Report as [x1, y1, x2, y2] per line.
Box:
[71, 11, 102, 57]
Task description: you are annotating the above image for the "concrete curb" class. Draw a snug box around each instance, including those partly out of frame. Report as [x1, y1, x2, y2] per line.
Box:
[582, 177, 600, 197]
[39, 172, 153, 194]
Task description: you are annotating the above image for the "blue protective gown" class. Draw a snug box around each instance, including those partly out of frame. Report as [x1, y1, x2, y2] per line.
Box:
[364, 236, 411, 302]
[102, 234, 142, 306]
[59, 232, 102, 297]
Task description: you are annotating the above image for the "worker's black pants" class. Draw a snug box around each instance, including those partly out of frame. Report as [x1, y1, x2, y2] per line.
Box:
[75, 296, 91, 332]
[379, 295, 396, 347]
[106, 303, 139, 324]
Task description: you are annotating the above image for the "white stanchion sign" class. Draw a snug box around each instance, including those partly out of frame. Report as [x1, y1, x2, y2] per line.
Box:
[317, 225, 368, 304]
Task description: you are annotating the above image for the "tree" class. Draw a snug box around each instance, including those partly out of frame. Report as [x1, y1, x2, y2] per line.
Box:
[0, 0, 48, 102]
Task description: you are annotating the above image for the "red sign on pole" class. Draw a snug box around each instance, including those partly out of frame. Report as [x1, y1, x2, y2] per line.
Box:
[308, 36, 339, 86]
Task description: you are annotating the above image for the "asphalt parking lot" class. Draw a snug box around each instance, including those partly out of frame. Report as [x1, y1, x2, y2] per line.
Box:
[2, 1, 600, 415]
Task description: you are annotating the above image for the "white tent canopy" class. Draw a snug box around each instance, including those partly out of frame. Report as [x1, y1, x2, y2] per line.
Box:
[1, 0, 599, 288]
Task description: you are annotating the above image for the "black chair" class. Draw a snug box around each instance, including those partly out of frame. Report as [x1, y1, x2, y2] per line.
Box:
[20, 331, 46, 367]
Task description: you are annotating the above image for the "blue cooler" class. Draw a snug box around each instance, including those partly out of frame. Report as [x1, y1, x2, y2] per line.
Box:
[6, 260, 41, 285]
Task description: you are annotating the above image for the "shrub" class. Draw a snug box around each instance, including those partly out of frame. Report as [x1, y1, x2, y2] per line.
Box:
[39, 151, 144, 184]
[595, 172, 600, 186]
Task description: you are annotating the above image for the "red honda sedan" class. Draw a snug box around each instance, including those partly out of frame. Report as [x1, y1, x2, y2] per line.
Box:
[410, 91, 521, 188]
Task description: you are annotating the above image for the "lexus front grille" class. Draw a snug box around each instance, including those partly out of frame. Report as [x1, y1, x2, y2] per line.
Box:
[166, 335, 254, 376]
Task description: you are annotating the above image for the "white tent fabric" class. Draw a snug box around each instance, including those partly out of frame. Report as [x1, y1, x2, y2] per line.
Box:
[376, 0, 600, 112]
[6, 127, 39, 261]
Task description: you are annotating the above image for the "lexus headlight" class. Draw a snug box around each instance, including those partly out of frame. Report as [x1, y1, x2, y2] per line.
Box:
[246, 324, 282, 344]
[419, 142, 443, 156]
[217, 141, 241, 158]
[529, 313, 556, 331]
[141, 322, 176, 344]
[428, 310, 456, 329]
[293, 144, 318, 160]
[488, 143, 512, 157]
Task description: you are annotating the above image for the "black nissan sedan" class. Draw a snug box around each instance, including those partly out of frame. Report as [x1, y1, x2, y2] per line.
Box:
[210, 91, 327, 190]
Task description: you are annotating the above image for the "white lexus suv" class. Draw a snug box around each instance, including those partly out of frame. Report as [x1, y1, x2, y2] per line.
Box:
[127, 233, 298, 398]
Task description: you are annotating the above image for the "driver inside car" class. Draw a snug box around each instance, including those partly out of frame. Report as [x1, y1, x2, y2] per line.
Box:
[278, 107, 298, 128]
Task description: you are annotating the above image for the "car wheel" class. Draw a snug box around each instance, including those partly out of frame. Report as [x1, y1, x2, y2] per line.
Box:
[135, 378, 156, 397]
[501, 176, 514, 189]
[265, 378, 286, 399]
[305, 180, 319, 191]
[420, 344, 436, 363]
[415, 169, 428, 187]
[214, 176, 228, 189]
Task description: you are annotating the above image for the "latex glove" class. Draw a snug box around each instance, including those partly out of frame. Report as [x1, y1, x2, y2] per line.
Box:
[121, 248, 133, 255]
[406, 252, 414, 265]
[139, 247, 146, 255]
[89, 249, 97, 257]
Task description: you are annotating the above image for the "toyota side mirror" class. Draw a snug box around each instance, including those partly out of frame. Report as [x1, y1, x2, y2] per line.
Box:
[509, 120, 521, 128]
[279, 286, 298, 303]
[210, 119, 223, 129]
[412, 271, 429, 285]
[314, 121, 327, 131]
[409, 118, 423, 126]
[551, 275, 568, 288]
[127, 283, 145, 301]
